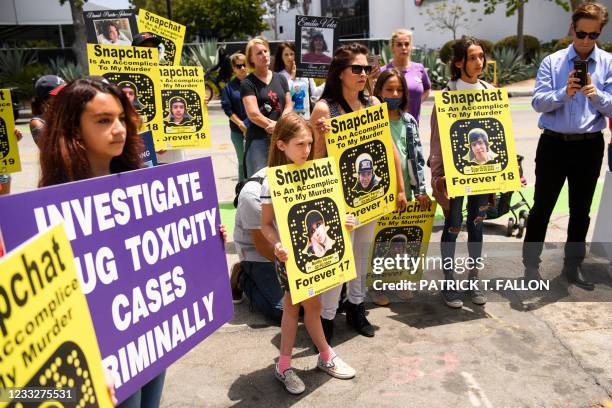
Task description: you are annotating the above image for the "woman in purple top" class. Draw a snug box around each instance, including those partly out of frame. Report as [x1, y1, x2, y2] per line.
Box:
[381, 29, 431, 123]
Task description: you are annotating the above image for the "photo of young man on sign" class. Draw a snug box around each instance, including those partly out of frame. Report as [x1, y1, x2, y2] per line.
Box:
[301, 30, 333, 64]
[352, 153, 380, 193]
[464, 128, 498, 165]
[164, 96, 194, 127]
[118, 80, 144, 111]
[449, 118, 509, 176]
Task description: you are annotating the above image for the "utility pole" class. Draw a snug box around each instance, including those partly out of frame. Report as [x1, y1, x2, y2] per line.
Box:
[166, 0, 173, 20]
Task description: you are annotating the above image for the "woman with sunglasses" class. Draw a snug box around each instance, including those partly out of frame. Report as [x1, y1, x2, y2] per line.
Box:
[221, 52, 250, 182]
[310, 43, 407, 344]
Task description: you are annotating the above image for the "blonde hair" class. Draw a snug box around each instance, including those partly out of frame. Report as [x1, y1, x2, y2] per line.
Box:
[245, 37, 270, 70]
[390, 29, 413, 48]
[230, 52, 246, 66]
[268, 112, 315, 167]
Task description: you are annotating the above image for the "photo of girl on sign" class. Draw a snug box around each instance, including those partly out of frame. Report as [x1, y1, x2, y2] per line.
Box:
[303, 210, 335, 258]
[287, 197, 345, 274]
[95, 20, 132, 46]
[464, 128, 498, 165]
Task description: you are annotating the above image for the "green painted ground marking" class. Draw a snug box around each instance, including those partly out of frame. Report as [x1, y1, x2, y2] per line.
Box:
[220, 180, 604, 235]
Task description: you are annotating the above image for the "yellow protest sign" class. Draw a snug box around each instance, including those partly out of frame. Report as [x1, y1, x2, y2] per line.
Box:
[87, 43, 162, 133]
[366, 200, 437, 288]
[267, 158, 356, 304]
[0, 89, 20, 174]
[434, 88, 521, 197]
[137, 9, 186, 66]
[156, 66, 211, 149]
[325, 103, 397, 227]
[0, 224, 112, 408]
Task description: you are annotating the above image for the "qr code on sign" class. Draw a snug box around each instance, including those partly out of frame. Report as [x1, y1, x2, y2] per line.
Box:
[308, 287, 315, 297]
[465, 187, 472, 193]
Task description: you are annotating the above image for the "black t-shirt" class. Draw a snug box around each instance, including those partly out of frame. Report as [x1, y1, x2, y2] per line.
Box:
[240, 72, 289, 140]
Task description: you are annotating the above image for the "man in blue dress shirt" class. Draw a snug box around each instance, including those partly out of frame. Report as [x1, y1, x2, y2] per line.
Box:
[523, 2, 611, 290]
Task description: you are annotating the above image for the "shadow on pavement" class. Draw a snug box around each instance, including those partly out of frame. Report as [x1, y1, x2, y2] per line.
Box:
[227, 364, 333, 407]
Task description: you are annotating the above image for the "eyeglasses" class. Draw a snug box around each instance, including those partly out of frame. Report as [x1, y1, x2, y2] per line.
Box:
[234, 63, 246, 69]
[349, 64, 373, 75]
[575, 30, 600, 40]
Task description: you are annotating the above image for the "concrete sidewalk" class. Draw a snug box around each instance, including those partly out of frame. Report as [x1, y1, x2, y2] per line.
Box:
[10, 96, 612, 407]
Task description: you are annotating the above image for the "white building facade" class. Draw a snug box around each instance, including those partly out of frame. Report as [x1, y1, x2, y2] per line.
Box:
[266, 0, 612, 49]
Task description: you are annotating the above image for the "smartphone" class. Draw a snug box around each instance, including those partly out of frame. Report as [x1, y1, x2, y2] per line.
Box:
[368, 54, 381, 69]
[573, 60, 588, 88]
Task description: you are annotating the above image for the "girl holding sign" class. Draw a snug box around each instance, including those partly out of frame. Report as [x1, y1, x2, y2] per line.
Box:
[429, 36, 493, 309]
[372, 68, 431, 306]
[38, 78, 227, 407]
[261, 112, 356, 395]
[310, 43, 408, 340]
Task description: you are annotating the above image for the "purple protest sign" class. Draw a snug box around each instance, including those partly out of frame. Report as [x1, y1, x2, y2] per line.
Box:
[0, 157, 233, 402]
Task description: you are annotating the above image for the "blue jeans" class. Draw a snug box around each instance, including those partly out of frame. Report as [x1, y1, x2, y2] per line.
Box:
[240, 261, 283, 324]
[230, 129, 246, 182]
[245, 138, 270, 177]
[117, 371, 165, 408]
[440, 194, 489, 275]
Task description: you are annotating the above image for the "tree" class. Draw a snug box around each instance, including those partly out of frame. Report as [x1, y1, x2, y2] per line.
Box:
[130, 0, 268, 40]
[60, 0, 88, 74]
[467, 0, 570, 57]
[420, 0, 471, 40]
[264, 0, 311, 39]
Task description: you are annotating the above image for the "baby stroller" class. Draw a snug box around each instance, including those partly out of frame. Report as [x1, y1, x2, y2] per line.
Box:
[485, 155, 532, 238]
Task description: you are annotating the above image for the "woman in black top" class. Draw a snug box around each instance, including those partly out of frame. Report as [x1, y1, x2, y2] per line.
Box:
[221, 52, 250, 181]
[241, 38, 292, 177]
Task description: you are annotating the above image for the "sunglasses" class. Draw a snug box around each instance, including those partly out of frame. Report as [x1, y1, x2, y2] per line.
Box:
[349, 64, 373, 75]
[575, 30, 600, 40]
[234, 63, 246, 69]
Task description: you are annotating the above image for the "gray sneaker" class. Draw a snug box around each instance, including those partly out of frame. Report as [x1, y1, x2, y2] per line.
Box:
[317, 355, 356, 379]
[274, 366, 305, 395]
[470, 281, 487, 305]
[441, 289, 463, 308]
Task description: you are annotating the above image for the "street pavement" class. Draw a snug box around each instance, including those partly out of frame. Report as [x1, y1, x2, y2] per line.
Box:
[10, 91, 612, 407]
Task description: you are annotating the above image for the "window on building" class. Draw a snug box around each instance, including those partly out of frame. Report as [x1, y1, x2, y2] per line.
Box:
[321, 0, 369, 39]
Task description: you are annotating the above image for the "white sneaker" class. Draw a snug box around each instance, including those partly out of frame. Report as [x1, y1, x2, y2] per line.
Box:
[317, 355, 356, 379]
[274, 366, 305, 395]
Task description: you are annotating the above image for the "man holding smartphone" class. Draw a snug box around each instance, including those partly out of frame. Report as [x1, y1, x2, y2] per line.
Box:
[523, 2, 611, 290]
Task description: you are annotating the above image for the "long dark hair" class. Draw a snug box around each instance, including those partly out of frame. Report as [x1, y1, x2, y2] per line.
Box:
[320, 42, 369, 107]
[373, 68, 409, 112]
[450, 36, 487, 81]
[273, 42, 294, 73]
[39, 77, 142, 187]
